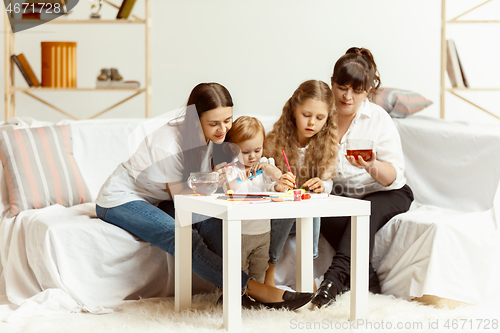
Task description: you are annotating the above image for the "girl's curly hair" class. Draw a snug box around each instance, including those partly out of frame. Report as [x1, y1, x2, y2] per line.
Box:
[264, 80, 338, 188]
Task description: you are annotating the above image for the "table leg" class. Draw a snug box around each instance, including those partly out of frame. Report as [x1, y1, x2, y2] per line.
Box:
[223, 219, 241, 331]
[296, 217, 314, 292]
[175, 209, 192, 311]
[350, 215, 369, 320]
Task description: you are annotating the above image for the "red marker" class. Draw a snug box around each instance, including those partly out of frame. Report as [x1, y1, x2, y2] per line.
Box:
[282, 150, 296, 187]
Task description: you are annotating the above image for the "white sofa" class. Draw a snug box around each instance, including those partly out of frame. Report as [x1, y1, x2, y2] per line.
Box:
[1, 114, 499, 322]
[373, 116, 500, 305]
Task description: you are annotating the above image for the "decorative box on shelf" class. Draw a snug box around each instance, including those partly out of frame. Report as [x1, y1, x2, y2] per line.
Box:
[41, 41, 77, 88]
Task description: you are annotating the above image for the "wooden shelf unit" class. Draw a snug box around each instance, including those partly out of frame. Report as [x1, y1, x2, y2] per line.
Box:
[12, 87, 146, 92]
[11, 19, 146, 24]
[440, 0, 500, 120]
[3, 0, 152, 120]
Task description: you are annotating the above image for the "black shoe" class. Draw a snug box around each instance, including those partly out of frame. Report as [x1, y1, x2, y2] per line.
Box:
[216, 294, 264, 309]
[241, 294, 264, 309]
[311, 280, 338, 308]
[311, 278, 347, 309]
[261, 291, 314, 311]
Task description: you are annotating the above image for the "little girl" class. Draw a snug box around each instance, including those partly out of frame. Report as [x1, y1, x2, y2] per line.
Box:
[224, 116, 283, 283]
[263, 79, 338, 288]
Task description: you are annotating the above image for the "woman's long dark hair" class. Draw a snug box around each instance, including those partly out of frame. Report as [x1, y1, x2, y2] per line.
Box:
[181, 83, 233, 182]
[331, 47, 381, 101]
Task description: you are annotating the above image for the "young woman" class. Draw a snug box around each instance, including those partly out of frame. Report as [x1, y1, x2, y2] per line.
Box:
[311, 48, 414, 308]
[95, 82, 313, 310]
[263, 79, 338, 289]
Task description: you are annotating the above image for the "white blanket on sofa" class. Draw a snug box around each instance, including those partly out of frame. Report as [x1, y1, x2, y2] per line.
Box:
[372, 116, 500, 304]
[0, 203, 172, 322]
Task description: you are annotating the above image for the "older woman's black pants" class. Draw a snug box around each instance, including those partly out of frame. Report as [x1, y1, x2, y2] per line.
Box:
[320, 185, 414, 286]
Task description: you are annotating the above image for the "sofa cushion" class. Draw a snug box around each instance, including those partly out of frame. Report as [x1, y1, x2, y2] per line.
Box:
[375, 88, 432, 118]
[68, 119, 144, 201]
[0, 125, 91, 216]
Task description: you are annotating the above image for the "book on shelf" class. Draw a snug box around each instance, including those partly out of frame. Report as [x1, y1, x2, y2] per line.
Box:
[456, 47, 469, 88]
[21, 13, 64, 20]
[11, 53, 41, 87]
[21, 12, 41, 19]
[446, 39, 467, 89]
[17, 1, 68, 20]
[96, 80, 140, 88]
[116, 0, 137, 19]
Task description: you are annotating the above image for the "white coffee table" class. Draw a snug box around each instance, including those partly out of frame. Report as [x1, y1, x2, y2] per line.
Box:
[174, 194, 370, 331]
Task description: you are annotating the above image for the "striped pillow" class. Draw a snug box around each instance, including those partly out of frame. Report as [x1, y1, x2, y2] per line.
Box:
[375, 88, 433, 118]
[0, 125, 91, 216]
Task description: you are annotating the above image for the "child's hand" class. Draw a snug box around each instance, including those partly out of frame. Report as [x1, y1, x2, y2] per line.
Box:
[275, 172, 295, 192]
[250, 162, 282, 182]
[302, 177, 325, 193]
[247, 162, 266, 180]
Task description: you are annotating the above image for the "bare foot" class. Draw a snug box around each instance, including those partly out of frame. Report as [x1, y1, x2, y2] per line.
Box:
[247, 280, 285, 303]
[264, 264, 277, 288]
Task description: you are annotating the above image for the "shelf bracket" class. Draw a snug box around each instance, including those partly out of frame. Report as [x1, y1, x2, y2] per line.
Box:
[447, 90, 500, 120]
[449, 0, 494, 22]
[88, 90, 144, 119]
[22, 91, 80, 120]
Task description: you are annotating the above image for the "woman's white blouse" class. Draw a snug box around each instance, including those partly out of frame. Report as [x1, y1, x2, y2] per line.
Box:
[96, 124, 213, 208]
[332, 100, 407, 198]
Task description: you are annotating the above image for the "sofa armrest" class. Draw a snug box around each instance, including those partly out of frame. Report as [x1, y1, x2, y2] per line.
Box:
[393, 116, 500, 212]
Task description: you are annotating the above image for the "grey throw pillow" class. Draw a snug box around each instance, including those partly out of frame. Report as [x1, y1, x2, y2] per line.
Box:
[375, 88, 433, 118]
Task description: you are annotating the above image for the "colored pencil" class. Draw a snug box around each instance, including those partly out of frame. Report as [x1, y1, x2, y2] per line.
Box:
[282, 150, 295, 186]
[282, 150, 292, 173]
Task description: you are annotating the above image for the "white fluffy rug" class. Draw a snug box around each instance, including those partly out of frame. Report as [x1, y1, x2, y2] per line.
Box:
[1, 292, 499, 333]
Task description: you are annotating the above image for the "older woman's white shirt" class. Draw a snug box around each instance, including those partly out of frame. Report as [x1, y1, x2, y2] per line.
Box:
[332, 100, 406, 198]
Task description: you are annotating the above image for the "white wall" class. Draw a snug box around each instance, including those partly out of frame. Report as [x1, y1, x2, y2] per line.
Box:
[1, 0, 498, 123]
[443, 0, 500, 123]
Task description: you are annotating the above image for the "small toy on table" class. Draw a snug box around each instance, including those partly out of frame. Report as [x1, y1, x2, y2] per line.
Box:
[293, 190, 302, 201]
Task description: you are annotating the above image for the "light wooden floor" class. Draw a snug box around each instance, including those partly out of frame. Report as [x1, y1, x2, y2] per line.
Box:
[414, 295, 469, 309]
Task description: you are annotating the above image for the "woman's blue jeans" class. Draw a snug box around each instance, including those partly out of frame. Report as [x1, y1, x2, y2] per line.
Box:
[96, 200, 250, 289]
[269, 217, 320, 265]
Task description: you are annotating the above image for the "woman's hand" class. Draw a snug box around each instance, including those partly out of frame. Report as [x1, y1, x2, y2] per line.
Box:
[345, 151, 397, 187]
[346, 151, 377, 170]
[302, 177, 325, 193]
[237, 170, 248, 182]
[274, 172, 295, 192]
[213, 162, 232, 188]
